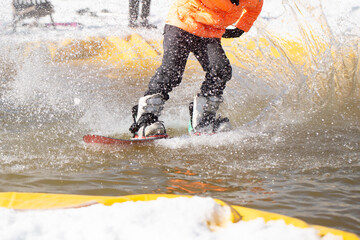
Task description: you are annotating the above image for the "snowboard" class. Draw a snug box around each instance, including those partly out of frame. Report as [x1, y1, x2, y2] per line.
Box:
[45, 22, 84, 28]
[83, 134, 168, 145]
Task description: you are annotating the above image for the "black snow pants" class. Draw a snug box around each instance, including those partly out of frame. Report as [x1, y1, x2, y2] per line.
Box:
[129, 0, 151, 23]
[145, 24, 232, 100]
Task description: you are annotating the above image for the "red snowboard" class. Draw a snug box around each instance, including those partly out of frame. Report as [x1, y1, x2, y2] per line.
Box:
[83, 134, 168, 145]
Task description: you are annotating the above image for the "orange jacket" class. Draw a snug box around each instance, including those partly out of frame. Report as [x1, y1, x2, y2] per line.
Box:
[166, 0, 263, 38]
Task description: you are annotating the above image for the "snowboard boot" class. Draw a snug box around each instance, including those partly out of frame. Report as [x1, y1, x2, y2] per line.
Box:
[129, 93, 167, 139]
[188, 94, 232, 135]
[140, 19, 157, 29]
[128, 21, 139, 28]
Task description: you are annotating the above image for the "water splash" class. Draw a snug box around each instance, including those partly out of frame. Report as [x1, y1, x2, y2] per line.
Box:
[221, 0, 360, 131]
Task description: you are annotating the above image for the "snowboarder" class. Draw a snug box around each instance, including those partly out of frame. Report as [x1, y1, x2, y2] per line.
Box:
[128, 0, 156, 29]
[129, 0, 263, 138]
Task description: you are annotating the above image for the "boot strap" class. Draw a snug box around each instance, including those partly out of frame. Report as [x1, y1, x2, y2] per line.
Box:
[213, 116, 229, 132]
[129, 113, 159, 134]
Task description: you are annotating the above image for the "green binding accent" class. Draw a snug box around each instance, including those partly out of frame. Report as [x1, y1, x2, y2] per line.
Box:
[188, 119, 193, 134]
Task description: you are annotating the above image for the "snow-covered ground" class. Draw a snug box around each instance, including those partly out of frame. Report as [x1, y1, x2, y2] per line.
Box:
[0, 196, 342, 240]
[0, 0, 359, 40]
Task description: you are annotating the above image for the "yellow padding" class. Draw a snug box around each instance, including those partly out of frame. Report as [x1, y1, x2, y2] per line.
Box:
[48, 35, 162, 77]
[0, 192, 186, 210]
[0, 192, 358, 240]
[25, 34, 359, 100]
[39, 34, 358, 77]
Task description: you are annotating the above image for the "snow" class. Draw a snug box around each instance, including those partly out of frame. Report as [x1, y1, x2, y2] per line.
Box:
[0, 0, 359, 39]
[0, 197, 341, 240]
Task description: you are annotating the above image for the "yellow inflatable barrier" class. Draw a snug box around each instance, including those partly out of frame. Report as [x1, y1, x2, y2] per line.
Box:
[0, 192, 358, 240]
[20, 33, 358, 102]
[38, 33, 359, 102]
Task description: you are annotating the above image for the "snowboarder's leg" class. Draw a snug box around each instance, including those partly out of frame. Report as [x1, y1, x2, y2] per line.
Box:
[129, 0, 140, 28]
[140, 0, 156, 28]
[145, 25, 191, 99]
[130, 25, 191, 137]
[189, 38, 232, 134]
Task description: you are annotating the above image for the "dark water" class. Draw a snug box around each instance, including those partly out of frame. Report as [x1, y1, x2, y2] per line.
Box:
[0, 1, 359, 236]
